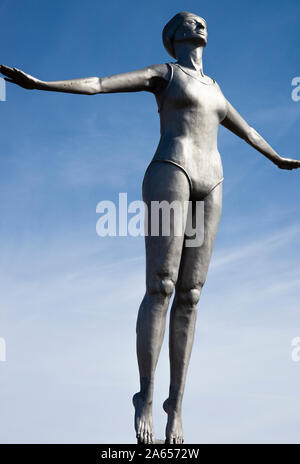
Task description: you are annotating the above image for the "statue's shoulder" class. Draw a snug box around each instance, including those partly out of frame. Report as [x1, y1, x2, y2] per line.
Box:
[209, 77, 224, 90]
[146, 63, 171, 80]
[143, 64, 172, 93]
[213, 79, 226, 95]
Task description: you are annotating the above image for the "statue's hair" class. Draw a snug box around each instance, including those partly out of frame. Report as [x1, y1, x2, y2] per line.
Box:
[162, 11, 207, 59]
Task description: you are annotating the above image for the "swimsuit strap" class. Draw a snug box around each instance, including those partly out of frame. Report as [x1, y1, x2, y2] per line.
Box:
[149, 159, 192, 194]
[157, 62, 174, 113]
[206, 177, 224, 196]
[174, 63, 216, 86]
[146, 160, 223, 199]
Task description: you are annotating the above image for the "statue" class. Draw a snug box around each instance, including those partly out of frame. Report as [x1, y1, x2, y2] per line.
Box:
[1, 11, 299, 445]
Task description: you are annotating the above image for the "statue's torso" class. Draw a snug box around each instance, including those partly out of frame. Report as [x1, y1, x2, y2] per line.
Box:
[152, 63, 227, 198]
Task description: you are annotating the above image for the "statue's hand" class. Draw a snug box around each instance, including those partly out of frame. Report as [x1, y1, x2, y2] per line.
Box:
[0, 65, 42, 89]
[274, 157, 300, 170]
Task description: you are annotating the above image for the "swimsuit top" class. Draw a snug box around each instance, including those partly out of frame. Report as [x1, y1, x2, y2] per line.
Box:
[155, 62, 227, 122]
[156, 62, 218, 114]
[152, 62, 227, 199]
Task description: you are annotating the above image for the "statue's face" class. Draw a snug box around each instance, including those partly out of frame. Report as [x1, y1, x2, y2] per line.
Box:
[174, 15, 208, 47]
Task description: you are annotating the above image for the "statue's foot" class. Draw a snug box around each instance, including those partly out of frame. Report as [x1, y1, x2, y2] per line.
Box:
[163, 398, 184, 444]
[132, 392, 155, 444]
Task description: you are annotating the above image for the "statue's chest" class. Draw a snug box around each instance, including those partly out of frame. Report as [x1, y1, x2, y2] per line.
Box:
[165, 69, 226, 119]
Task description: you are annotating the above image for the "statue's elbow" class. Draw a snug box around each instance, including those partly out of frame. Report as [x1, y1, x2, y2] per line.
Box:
[247, 127, 261, 145]
[88, 77, 102, 95]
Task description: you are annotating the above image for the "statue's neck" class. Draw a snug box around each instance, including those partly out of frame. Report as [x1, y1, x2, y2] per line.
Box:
[174, 43, 205, 74]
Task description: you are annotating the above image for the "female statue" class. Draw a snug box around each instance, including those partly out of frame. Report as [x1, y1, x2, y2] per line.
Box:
[1, 11, 299, 445]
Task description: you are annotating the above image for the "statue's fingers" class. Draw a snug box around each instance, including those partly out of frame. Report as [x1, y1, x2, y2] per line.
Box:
[13, 68, 33, 83]
[0, 64, 16, 77]
[289, 160, 300, 167]
[4, 77, 18, 84]
[0, 64, 14, 72]
[13, 67, 27, 77]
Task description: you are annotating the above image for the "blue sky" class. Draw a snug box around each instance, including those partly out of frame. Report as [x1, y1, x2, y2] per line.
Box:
[0, 0, 300, 444]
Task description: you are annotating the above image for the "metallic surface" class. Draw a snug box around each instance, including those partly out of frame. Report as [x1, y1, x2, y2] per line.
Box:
[1, 10, 300, 445]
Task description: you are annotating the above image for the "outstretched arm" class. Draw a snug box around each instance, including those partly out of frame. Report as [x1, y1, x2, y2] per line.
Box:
[221, 98, 300, 170]
[0, 64, 167, 95]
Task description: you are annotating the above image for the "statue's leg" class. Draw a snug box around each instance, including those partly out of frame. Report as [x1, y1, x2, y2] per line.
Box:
[164, 182, 223, 444]
[133, 162, 190, 444]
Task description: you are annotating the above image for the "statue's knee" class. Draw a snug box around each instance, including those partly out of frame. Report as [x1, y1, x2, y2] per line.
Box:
[149, 277, 175, 297]
[177, 287, 202, 306]
[189, 288, 201, 305]
[159, 278, 175, 296]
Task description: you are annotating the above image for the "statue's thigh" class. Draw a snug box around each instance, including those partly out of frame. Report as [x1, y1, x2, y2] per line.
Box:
[142, 162, 190, 288]
[176, 183, 223, 290]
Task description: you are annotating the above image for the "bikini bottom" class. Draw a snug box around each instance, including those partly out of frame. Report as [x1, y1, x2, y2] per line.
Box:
[147, 159, 224, 200]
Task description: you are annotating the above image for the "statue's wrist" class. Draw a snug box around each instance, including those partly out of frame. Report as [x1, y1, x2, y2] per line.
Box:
[34, 80, 46, 90]
[268, 154, 281, 165]
[274, 155, 282, 164]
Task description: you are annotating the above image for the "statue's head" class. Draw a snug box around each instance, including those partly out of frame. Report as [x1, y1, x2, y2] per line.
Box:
[162, 11, 207, 59]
